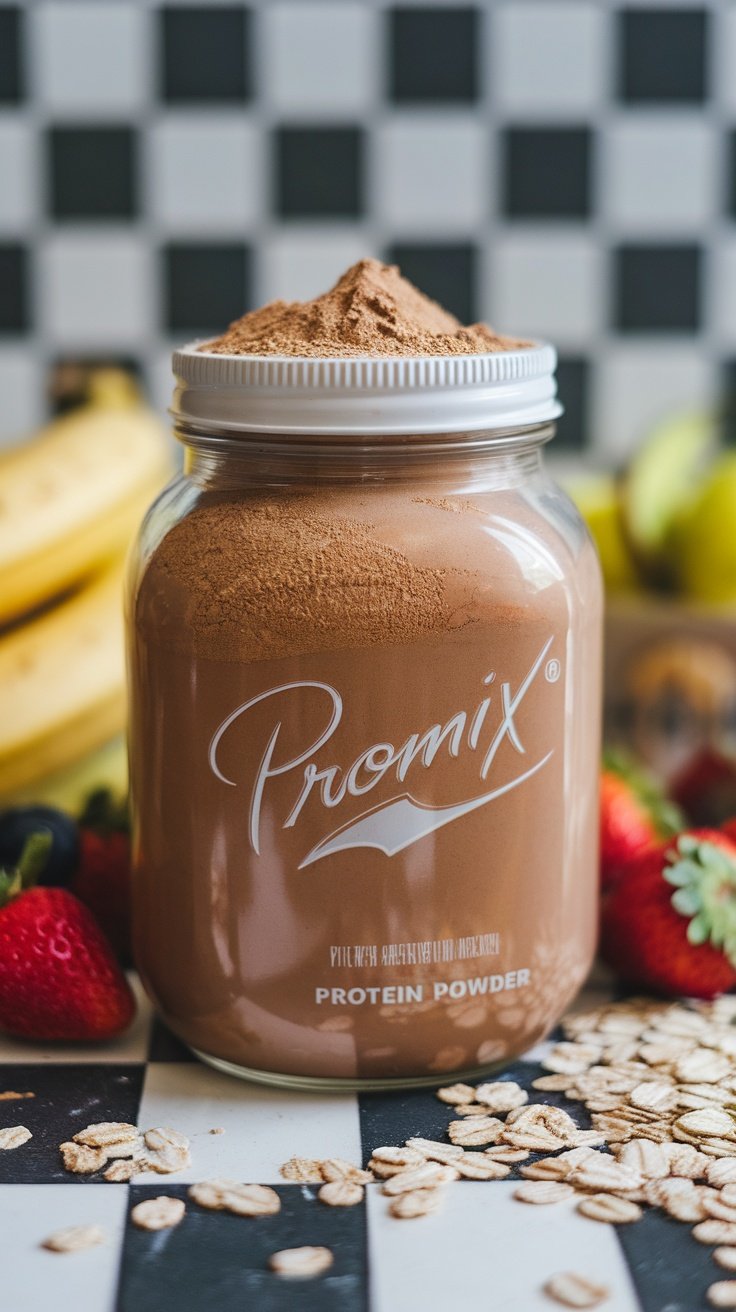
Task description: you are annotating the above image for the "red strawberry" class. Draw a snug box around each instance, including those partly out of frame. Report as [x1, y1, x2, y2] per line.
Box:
[600, 828, 736, 1000]
[600, 755, 682, 889]
[671, 748, 736, 828]
[71, 790, 131, 964]
[0, 834, 135, 1041]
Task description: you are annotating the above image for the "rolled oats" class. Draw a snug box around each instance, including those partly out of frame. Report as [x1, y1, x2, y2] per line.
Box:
[389, 1188, 443, 1219]
[694, 1221, 736, 1246]
[280, 1157, 325, 1184]
[484, 1146, 530, 1164]
[104, 1158, 142, 1183]
[715, 1249, 736, 1272]
[435, 1083, 476, 1105]
[131, 1196, 185, 1231]
[318, 1181, 364, 1207]
[513, 1180, 574, 1205]
[569, 1157, 643, 1194]
[616, 1140, 669, 1179]
[704, 1195, 736, 1224]
[0, 1125, 31, 1150]
[543, 1272, 610, 1308]
[42, 1225, 105, 1254]
[708, 1161, 736, 1188]
[188, 1180, 281, 1217]
[448, 1117, 504, 1147]
[320, 1158, 372, 1185]
[676, 1110, 736, 1140]
[404, 1139, 463, 1165]
[268, 1246, 334, 1279]
[644, 1178, 710, 1223]
[708, 1282, 736, 1308]
[59, 1141, 107, 1175]
[628, 1082, 678, 1114]
[73, 1123, 138, 1149]
[576, 1194, 642, 1224]
[676, 1052, 731, 1085]
[454, 1155, 510, 1180]
[474, 1082, 528, 1113]
[382, 1163, 459, 1195]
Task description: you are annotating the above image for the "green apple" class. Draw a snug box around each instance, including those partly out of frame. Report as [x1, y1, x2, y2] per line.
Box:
[675, 453, 736, 603]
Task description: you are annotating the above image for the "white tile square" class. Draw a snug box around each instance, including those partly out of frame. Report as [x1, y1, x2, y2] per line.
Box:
[0, 121, 38, 233]
[137, 1062, 362, 1183]
[258, 230, 374, 304]
[367, 1182, 639, 1312]
[593, 346, 717, 463]
[489, 233, 602, 346]
[711, 237, 736, 348]
[0, 975, 152, 1063]
[0, 350, 45, 447]
[34, 3, 148, 114]
[39, 233, 152, 349]
[149, 115, 262, 233]
[716, 7, 736, 112]
[375, 117, 487, 233]
[493, 2, 607, 115]
[262, 3, 376, 114]
[604, 118, 717, 234]
[0, 1184, 128, 1312]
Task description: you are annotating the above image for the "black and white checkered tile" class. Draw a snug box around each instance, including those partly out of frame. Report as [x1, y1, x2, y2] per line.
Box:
[0, 973, 717, 1312]
[1, 0, 735, 457]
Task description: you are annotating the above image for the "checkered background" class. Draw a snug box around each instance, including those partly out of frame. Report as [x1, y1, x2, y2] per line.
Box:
[1, 0, 735, 456]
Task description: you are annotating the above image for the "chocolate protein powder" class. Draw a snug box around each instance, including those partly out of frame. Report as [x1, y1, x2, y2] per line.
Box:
[128, 263, 602, 1088]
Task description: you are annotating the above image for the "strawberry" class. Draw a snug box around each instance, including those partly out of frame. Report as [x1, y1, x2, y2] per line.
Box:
[71, 790, 131, 964]
[0, 833, 135, 1041]
[671, 748, 736, 828]
[600, 828, 736, 999]
[600, 754, 682, 889]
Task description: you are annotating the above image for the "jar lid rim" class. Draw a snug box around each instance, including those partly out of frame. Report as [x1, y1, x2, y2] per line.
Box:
[171, 340, 562, 436]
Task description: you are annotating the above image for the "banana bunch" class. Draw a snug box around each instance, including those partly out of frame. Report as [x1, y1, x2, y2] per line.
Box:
[0, 372, 172, 800]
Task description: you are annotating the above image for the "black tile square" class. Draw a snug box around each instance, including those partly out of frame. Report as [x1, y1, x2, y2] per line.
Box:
[618, 1205, 717, 1312]
[613, 244, 702, 333]
[386, 243, 477, 325]
[163, 242, 251, 335]
[388, 7, 479, 104]
[0, 1064, 144, 1183]
[0, 7, 23, 103]
[118, 1184, 367, 1312]
[726, 130, 736, 219]
[0, 242, 29, 333]
[275, 127, 364, 219]
[618, 8, 708, 104]
[48, 127, 138, 220]
[555, 357, 591, 451]
[503, 128, 592, 219]
[160, 6, 251, 104]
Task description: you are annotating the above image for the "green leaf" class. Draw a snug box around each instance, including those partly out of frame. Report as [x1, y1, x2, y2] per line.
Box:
[687, 913, 710, 945]
[673, 887, 703, 918]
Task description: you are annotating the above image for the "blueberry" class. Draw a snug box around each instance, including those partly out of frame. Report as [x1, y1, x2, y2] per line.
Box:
[0, 806, 80, 886]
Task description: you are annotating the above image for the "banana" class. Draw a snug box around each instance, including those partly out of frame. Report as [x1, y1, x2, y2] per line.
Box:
[0, 375, 172, 625]
[0, 559, 127, 797]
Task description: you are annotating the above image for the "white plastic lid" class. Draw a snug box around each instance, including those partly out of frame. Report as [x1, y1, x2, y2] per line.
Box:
[171, 341, 561, 437]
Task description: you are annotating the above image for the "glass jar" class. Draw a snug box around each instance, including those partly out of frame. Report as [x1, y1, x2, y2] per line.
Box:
[127, 346, 603, 1090]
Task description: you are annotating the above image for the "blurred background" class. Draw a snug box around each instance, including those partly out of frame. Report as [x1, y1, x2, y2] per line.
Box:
[1, 0, 733, 456]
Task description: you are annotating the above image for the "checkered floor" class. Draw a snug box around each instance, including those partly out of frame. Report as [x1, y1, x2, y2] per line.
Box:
[0, 973, 721, 1312]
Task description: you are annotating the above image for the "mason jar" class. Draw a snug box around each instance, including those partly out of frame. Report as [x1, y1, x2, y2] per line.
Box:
[126, 345, 603, 1090]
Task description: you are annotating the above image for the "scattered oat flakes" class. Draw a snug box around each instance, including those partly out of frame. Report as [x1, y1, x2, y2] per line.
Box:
[0, 1125, 31, 1150]
[0, 1091, 34, 1101]
[42, 1225, 105, 1254]
[455, 1155, 510, 1181]
[484, 1146, 529, 1164]
[209, 1127, 224, 1135]
[435, 1083, 476, 1105]
[708, 1161, 736, 1188]
[320, 1158, 372, 1185]
[708, 1282, 736, 1308]
[59, 1141, 107, 1175]
[280, 1157, 325, 1184]
[389, 1188, 443, 1219]
[577, 1194, 642, 1224]
[382, 1163, 459, 1195]
[448, 1116, 504, 1147]
[268, 1246, 333, 1280]
[189, 1180, 281, 1217]
[514, 1180, 574, 1205]
[73, 1122, 138, 1149]
[694, 1221, 736, 1246]
[405, 1138, 463, 1166]
[104, 1158, 142, 1183]
[543, 1272, 609, 1308]
[131, 1196, 185, 1231]
[715, 1250, 736, 1273]
[474, 1082, 528, 1113]
[318, 1181, 364, 1207]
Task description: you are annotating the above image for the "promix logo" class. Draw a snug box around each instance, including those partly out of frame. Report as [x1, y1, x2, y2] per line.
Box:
[209, 639, 561, 869]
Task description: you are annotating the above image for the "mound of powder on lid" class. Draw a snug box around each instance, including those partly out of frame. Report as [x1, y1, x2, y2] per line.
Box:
[203, 259, 532, 358]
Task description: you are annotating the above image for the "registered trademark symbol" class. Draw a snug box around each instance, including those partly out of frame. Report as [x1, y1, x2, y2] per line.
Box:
[545, 659, 561, 683]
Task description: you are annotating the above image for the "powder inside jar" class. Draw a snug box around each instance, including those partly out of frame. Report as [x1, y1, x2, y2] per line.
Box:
[204, 258, 531, 358]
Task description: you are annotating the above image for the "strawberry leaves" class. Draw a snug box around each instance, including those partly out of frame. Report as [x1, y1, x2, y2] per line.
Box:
[664, 835, 736, 965]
